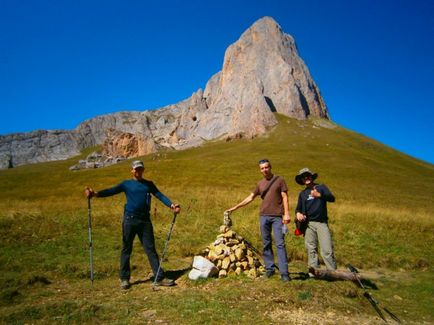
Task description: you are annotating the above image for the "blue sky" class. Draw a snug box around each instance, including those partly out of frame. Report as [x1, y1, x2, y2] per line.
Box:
[1, 0, 433, 164]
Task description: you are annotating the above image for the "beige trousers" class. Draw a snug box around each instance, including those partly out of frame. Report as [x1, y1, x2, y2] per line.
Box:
[305, 221, 337, 270]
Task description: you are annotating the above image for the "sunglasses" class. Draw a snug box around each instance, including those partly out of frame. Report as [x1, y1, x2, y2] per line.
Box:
[258, 159, 270, 164]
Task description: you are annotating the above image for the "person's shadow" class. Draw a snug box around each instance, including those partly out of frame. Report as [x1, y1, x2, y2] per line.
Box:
[131, 267, 191, 287]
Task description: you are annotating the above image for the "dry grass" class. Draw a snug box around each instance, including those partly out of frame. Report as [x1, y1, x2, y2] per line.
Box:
[0, 115, 433, 323]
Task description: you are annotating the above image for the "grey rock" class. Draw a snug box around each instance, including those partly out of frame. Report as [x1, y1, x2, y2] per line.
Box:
[0, 152, 12, 169]
[69, 151, 126, 170]
[0, 130, 81, 168]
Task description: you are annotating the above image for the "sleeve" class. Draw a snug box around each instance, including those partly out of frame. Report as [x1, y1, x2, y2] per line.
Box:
[295, 192, 303, 213]
[97, 182, 124, 197]
[150, 182, 173, 208]
[317, 184, 335, 202]
[279, 177, 288, 192]
[252, 183, 260, 197]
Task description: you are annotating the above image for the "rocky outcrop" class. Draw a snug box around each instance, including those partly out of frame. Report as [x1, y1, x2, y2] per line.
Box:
[69, 151, 126, 170]
[0, 16, 329, 169]
[211, 16, 329, 120]
[0, 152, 12, 169]
[0, 130, 82, 168]
[102, 129, 159, 158]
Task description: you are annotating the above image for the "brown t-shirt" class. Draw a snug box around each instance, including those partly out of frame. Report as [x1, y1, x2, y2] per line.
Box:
[253, 176, 288, 216]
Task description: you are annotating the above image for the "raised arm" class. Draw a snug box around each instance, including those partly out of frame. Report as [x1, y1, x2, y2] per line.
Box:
[312, 185, 335, 202]
[84, 183, 124, 198]
[226, 193, 257, 213]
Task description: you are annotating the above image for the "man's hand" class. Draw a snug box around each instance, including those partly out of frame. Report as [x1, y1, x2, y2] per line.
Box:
[85, 187, 95, 198]
[171, 204, 181, 214]
[296, 212, 306, 222]
[311, 186, 322, 198]
[282, 215, 291, 224]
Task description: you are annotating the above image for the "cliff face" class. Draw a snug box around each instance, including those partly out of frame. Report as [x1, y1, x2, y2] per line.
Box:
[0, 17, 329, 169]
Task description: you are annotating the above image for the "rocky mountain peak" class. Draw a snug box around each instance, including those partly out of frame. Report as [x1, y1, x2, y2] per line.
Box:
[0, 16, 330, 169]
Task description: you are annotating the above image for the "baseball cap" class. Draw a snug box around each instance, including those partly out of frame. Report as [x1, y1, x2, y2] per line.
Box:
[131, 160, 144, 169]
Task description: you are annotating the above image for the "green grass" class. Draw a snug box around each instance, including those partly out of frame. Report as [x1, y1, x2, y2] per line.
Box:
[0, 114, 433, 324]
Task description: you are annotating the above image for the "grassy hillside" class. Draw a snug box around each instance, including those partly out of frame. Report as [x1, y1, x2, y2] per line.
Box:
[1, 114, 433, 324]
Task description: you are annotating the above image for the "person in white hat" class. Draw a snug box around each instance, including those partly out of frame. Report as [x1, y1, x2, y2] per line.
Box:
[85, 160, 181, 289]
[295, 168, 337, 273]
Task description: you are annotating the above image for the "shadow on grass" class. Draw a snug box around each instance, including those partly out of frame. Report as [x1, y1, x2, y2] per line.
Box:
[288, 272, 311, 280]
[360, 278, 378, 290]
[131, 267, 191, 287]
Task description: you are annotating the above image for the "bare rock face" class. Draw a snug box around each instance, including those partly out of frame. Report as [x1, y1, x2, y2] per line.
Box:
[0, 152, 12, 169]
[204, 16, 328, 121]
[100, 17, 329, 151]
[0, 16, 329, 169]
[0, 130, 82, 168]
[102, 129, 159, 158]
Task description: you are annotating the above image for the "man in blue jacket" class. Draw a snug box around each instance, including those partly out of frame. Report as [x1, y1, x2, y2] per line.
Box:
[85, 160, 181, 289]
[295, 168, 337, 272]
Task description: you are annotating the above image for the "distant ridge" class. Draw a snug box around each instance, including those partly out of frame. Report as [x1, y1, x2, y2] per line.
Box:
[0, 17, 329, 169]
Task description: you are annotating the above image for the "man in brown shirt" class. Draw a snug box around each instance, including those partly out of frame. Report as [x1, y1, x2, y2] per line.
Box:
[225, 159, 291, 281]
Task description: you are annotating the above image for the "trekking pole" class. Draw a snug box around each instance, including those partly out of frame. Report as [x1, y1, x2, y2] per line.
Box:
[152, 212, 178, 287]
[347, 264, 400, 323]
[87, 197, 94, 284]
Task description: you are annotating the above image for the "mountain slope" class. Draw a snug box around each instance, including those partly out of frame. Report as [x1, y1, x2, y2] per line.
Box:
[0, 115, 433, 323]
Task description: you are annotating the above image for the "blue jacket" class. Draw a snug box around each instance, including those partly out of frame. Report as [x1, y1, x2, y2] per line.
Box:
[98, 179, 172, 220]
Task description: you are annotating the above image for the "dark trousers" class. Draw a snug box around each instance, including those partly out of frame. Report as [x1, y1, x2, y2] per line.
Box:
[260, 215, 289, 276]
[120, 218, 164, 281]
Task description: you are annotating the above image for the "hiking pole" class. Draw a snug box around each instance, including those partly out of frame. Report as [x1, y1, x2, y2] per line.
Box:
[87, 197, 94, 284]
[152, 212, 178, 288]
[347, 264, 400, 323]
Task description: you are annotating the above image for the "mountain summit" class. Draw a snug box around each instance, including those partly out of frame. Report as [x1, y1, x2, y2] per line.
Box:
[0, 17, 329, 169]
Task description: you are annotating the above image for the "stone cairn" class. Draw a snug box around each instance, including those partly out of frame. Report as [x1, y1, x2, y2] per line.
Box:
[200, 213, 265, 278]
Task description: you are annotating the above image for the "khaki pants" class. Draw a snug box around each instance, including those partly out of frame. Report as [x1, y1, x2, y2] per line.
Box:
[304, 221, 336, 270]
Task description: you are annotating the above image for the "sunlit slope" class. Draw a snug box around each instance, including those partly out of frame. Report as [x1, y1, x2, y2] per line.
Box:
[1, 114, 432, 268]
[1, 114, 433, 323]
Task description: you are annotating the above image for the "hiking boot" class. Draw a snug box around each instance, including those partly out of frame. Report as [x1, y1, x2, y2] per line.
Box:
[264, 270, 275, 278]
[120, 279, 131, 290]
[155, 277, 175, 287]
[281, 274, 291, 282]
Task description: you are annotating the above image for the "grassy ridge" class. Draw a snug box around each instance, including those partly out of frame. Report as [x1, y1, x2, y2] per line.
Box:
[0, 114, 433, 324]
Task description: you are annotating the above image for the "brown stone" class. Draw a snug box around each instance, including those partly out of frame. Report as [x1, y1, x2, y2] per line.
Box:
[248, 268, 258, 278]
[222, 257, 231, 270]
[218, 270, 227, 278]
[216, 259, 222, 269]
[208, 250, 218, 261]
[235, 248, 246, 261]
[223, 230, 234, 238]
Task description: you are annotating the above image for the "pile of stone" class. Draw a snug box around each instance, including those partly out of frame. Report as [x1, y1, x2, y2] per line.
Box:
[69, 151, 126, 170]
[200, 225, 265, 278]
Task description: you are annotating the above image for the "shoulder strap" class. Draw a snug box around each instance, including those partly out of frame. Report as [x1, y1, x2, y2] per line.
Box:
[260, 176, 279, 199]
